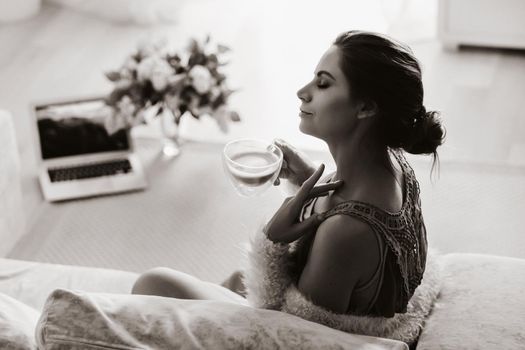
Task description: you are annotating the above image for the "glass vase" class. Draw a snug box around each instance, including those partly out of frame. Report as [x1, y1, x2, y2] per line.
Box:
[160, 108, 181, 157]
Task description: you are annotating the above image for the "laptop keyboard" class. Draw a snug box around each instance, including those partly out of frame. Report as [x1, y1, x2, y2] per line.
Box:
[48, 159, 133, 182]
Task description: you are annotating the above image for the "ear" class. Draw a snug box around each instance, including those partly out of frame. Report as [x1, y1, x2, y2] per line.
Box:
[356, 100, 378, 120]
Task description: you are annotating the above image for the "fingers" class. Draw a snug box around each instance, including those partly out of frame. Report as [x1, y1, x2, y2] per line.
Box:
[295, 164, 325, 202]
[278, 160, 290, 179]
[305, 180, 344, 200]
[273, 158, 292, 185]
[274, 139, 301, 164]
[273, 139, 293, 154]
[286, 213, 324, 240]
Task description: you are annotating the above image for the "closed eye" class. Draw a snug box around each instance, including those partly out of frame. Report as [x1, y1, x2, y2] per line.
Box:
[316, 79, 329, 89]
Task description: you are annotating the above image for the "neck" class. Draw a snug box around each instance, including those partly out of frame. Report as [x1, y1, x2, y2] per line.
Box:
[326, 131, 391, 190]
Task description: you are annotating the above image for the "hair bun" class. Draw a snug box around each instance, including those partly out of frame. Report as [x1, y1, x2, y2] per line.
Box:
[405, 109, 445, 155]
[417, 106, 426, 119]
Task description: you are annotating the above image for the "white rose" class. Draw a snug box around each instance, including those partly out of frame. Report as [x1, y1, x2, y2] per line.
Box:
[103, 96, 140, 132]
[137, 55, 173, 83]
[117, 95, 136, 117]
[105, 110, 127, 135]
[119, 69, 133, 80]
[151, 71, 169, 91]
[189, 65, 212, 94]
[136, 55, 174, 91]
[115, 78, 132, 89]
[137, 56, 156, 81]
[209, 86, 221, 100]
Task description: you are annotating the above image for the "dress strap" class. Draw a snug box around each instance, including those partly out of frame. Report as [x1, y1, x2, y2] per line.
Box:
[353, 231, 386, 292]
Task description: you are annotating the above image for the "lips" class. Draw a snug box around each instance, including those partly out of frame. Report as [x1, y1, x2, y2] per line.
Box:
[299, 109, 313, 117]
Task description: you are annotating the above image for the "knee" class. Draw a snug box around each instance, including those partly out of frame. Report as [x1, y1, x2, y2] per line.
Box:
[230, 270, 244, 286]
[222, 270, 246, 296]
[131, 267, 177, 296]
[231, 270, 243, 279]
[223, 270, 244, 284]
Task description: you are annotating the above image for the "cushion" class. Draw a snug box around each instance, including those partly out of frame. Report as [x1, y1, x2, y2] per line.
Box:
[36, 289, 408, 350]
[0, 258, 138, 311]
[0, 292, 40, 350]
[417, 253, 525, 350]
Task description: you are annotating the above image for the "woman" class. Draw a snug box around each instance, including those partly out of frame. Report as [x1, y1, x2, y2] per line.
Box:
[132, 30, 444, 345]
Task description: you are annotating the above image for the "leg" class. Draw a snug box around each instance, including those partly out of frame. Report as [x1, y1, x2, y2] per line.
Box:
[131, 267, 249, 305]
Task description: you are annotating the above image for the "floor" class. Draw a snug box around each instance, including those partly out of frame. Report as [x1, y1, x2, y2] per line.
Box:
[2, 1, 525, 276]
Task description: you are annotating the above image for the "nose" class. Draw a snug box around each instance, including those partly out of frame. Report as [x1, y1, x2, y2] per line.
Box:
[297, 84, 311, 103]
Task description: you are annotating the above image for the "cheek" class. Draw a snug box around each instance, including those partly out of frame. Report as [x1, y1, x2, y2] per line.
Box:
[299, 92, 355, 136]
[320, 93, 355, 128]
[326, 93, 353, 115]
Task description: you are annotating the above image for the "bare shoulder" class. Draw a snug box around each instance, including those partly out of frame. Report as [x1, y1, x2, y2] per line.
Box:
[313, 215, 381, 279]
[296, 214, 382, 312]
[316, 215, 379, 251]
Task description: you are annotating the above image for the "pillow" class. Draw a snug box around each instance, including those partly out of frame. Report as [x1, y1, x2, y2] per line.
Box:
[417, 253, 525, 350]
[36, 289, 408, 350]
[0, 292, 40, 350]
[0, 257, 138, 311]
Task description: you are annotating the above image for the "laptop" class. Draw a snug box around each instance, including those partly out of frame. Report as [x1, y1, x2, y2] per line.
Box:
[32, 96, 148, 202]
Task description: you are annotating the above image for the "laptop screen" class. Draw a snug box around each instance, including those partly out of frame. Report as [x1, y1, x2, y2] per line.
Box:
[35, 97, 130, 160]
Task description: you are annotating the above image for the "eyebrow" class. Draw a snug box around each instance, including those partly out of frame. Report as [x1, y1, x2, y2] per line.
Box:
[316, 70, 336, 81]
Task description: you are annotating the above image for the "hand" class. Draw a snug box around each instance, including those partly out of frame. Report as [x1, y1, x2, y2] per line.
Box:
[272, 139, 317, 187]
[264, 164, 344, 244]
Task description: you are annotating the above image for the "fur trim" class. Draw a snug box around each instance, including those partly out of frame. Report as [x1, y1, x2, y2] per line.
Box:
[281, 250, 442, 345]
[242, 222, 442, 346]
[243, 225, 294, 310]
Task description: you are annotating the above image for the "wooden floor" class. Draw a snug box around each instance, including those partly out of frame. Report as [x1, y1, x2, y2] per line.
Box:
[1, 1, 525, 268]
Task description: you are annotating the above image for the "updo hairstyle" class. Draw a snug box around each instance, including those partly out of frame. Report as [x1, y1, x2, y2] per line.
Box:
[334, 31, 445, 160]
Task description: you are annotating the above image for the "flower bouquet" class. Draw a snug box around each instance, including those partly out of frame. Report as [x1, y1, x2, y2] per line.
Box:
[104, 36, 240, 155]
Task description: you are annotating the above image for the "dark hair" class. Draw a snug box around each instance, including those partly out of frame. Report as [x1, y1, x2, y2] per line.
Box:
[333, 31, 445, 166]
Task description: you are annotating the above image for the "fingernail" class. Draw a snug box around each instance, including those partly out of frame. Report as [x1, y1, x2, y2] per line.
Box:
[266, 145, 272, 153]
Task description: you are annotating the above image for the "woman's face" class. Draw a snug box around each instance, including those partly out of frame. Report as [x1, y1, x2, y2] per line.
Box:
[296, 45, 362, 141]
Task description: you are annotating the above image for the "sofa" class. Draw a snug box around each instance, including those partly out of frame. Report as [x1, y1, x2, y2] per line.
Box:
[1, 110, 524, 349]
[1, 253, 525, 349]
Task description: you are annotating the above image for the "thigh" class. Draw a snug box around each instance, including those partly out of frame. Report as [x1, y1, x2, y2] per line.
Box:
[132, 267, 249, 306]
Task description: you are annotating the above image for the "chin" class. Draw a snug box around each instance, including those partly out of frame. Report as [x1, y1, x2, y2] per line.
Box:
[299, 120, 319, 138]
[298, 119, 309, 134]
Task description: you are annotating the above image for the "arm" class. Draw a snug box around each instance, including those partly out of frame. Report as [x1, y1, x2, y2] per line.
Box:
[295, 215, 380, 313]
